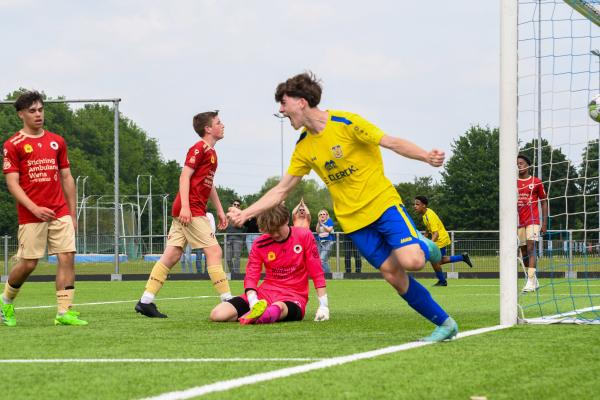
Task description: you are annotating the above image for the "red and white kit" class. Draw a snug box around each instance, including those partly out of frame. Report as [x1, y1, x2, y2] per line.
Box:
[171, 139, 217, 217]
[3, 130, 70, 224]
[517, 175, 547, 227]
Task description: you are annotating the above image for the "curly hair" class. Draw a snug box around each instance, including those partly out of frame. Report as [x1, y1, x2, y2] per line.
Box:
[14, 91, 44, 112]
[274, 71, 322, 107]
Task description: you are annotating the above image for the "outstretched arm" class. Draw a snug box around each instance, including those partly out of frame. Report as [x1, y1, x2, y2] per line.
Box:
[228, 173, 302, 225]
[379, 135, 445, 167]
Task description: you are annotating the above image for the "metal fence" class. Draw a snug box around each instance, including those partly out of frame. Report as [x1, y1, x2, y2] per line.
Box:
[1, 230, 598, 279]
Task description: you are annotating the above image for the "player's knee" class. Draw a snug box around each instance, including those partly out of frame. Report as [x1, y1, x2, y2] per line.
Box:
[20, 259, 38, 273]
[209, 305, 227, 322]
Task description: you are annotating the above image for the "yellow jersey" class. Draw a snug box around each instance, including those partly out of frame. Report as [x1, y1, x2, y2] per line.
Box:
[287, 110, 401, 233]
[422, 208, 451, 248]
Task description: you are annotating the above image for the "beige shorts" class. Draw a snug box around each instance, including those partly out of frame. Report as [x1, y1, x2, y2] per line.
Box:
[17, 215, 76, 259]
[518, 225, 541, 246]
[167, 216, 218, 249]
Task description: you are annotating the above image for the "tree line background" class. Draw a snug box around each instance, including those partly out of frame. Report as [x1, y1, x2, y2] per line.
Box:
[1, 90, 598, 238]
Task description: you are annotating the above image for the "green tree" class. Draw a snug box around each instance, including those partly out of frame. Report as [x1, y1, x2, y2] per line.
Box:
[440, 125, 500, 230]
[0, 90, 183, 236]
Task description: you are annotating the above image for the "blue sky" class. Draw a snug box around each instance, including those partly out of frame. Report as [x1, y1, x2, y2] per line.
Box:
[0, 0, 499, 195]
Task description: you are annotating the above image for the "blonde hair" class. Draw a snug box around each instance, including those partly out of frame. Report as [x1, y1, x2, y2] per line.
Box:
[257, 203, 290, 234]
[318, 209, 329, 217]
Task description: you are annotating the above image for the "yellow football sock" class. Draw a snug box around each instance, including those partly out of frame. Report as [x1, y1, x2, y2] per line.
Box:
[207, 264, 231, 296]
[145, 262, 170, 295]
[3, 282, 20, 304]
[56, 289, 74, 314]
[527, 267, 536, 279]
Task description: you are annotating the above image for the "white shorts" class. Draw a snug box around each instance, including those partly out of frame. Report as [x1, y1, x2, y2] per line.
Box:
[518, 225, 541, 246]
[166, 216, 218, 249]
[17, 215, 76, 259]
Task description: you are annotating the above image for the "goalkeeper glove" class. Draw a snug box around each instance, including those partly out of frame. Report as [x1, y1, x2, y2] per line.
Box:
[247, 291, 258, 308]
[314, 294, 329, 322]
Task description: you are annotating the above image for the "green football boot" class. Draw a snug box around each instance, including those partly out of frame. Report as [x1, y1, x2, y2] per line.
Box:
[55, 309, 88, 326]
[421, 317, 458, 342]
[239, 299, 268, 325]
[1, 301, 16, 327]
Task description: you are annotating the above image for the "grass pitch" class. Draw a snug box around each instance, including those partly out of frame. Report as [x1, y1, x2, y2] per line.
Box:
[0, 279, 598, 399]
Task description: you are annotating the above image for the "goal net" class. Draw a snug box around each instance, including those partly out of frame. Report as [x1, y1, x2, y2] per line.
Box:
[516, 0, 600, 323]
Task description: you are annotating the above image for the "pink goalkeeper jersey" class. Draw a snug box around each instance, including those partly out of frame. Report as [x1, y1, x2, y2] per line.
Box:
[244, 227, 326, 305]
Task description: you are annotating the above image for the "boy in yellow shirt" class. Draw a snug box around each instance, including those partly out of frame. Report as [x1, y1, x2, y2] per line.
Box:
[413, 196, 473, 286]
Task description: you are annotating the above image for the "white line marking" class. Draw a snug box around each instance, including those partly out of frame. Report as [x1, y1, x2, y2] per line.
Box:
[0, 358, 322, 364]
[141, 324, 511, 400]
[15, 296, 216, 310]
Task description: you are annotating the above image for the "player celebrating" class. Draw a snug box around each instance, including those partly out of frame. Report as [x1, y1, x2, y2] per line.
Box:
[413, 196, 473, 286]
[135, 111, 232, 318]
[517, 154, 548, 292]
[1, 91, 87, 326]
[228, 72, 456, 342]
[210, 203, 328, 324]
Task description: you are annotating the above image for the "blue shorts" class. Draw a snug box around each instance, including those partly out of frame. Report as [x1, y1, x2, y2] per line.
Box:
[440, 247, 447, 257]
[348, 204, 427, 269]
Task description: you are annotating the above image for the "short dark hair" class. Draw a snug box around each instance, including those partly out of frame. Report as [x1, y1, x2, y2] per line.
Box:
[258, 203, 290, 234]
[517, 154, 531, 166]
[415, 195, 429, 206]
[274, 72, 322, 107]
[14, 91, 44, 112]
[192, 110, 219, 137]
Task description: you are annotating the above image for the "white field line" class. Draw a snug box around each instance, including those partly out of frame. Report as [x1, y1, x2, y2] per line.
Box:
[15, 296, 216, 310]
[0, 358, 322, 364]
[524, 305, 600, 324]
[141, 324, 511, 400]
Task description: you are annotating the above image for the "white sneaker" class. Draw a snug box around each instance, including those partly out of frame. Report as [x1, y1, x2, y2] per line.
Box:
[522, 278, 538, 293]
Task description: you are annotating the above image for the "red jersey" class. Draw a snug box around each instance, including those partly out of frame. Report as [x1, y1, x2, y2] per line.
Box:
[245, 227, 326, 306]
[517, 175, 547, 227]
[3, 131, 71, 224]
[171, 139, 217, 217]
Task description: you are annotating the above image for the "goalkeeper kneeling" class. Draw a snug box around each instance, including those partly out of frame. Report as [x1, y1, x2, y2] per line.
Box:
[210, 203, 329, 325]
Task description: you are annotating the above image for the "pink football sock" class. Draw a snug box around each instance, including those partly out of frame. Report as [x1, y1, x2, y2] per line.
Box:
[256, 304, 282, 324]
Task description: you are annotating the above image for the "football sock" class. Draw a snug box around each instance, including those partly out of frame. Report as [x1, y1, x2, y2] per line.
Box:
[400, 276, 449, 326]
[143, 262, 170, 300]
[140, 291, 155, 305]
[207, 264, 232, 299]
[449, 255, 463, 263]
[3, 281, 20, 304]
[256, 304, 282, 324]
[56, 287, 74, 315]
[435, 270, 445, 282]
[527, 267, 536, 279]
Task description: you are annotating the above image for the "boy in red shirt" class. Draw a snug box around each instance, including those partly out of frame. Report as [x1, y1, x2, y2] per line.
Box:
[517, 154, 548, 292]
[135, 111, 232, 318]
[2, 91, 86, 326]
